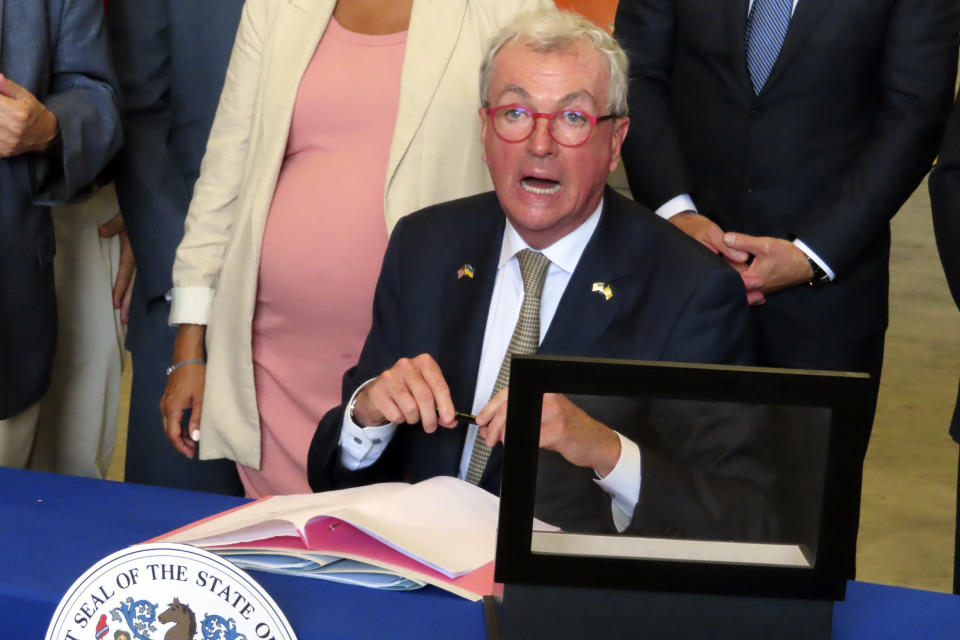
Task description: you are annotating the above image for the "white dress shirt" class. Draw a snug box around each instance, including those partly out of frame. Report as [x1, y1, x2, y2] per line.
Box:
[655, 0, 834, 282]
[339, 200, 642, 530]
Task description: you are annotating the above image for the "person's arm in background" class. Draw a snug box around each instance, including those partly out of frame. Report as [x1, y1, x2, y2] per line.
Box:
[107, 0, 190, 324]
[613, 0, 747, 268]
[22, 0, 121, 205]
[614, 0, 688, 210]
[730, 0, 959, 295]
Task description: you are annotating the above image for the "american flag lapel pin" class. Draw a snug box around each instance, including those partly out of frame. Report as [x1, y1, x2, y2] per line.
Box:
[592, 281, 613, 300]
[457, 263, 475, 280]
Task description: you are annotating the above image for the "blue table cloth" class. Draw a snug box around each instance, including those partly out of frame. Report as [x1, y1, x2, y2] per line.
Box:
[0, 467, 486, 640]
[2, 466, 959, 639]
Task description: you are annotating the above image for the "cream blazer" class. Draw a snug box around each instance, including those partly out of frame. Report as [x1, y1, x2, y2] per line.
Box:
[170, 0, 549, 467]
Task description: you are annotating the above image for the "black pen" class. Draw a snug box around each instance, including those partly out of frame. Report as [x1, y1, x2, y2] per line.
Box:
[455, 410, 477, 424]
[437, 408, 477, 424]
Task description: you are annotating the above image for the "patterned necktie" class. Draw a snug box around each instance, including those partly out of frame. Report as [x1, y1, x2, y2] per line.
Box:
[745, 0, 792, 95]
[464, 249, 551, 486]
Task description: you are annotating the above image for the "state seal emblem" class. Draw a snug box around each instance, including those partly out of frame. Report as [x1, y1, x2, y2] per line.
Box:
[45, 543, 297, 640]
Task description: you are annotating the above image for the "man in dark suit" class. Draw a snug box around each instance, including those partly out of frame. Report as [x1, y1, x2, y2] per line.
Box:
[107, 0, 244, 493]
[614, 0, 959, 420]
[308, 9, 775, 540]
[0, 0, 122, 468]
[928, 93, 960, 594]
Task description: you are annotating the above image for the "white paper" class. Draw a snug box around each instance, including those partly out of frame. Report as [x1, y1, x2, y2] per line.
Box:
[161, 477, 501, 576]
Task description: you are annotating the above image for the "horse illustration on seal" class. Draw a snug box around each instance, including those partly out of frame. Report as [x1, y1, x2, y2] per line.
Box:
[158, 598, 197, 640]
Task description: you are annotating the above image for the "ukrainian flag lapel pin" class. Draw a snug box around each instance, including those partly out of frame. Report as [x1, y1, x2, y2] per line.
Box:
[457, 263, 475, 280]
[592, 281, 613, 300]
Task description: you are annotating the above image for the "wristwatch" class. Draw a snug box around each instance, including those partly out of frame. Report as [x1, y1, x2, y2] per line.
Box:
[805, 255, 831, 288]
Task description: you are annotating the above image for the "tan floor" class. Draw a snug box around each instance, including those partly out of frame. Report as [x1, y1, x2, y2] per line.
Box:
[106, 354, 129, 483]
[106, 173, 960, 593]
[858, 177, 960, 592]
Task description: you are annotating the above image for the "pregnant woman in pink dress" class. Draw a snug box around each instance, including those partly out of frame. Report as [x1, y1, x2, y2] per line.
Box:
[161, 0, 548, 497]
[243, 19, 402, 496]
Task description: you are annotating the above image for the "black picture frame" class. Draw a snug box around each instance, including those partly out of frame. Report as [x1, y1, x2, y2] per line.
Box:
[494, 355, 873, 601]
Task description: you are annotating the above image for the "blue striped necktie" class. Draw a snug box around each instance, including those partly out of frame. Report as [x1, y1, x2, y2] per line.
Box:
[745, 0, 792, 95]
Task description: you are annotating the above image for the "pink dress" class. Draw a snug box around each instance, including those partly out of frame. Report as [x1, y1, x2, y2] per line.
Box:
[243, 19, 407, 497]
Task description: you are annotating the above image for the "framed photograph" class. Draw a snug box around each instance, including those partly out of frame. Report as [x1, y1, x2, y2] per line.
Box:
[495, 355, 873, 601]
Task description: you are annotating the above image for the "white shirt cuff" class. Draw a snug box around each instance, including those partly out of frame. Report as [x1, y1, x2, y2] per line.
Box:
[168, 286, 215, 325]
[792, 238, 835, 281]
[339, 379, 397, 470]
[654, 194, 697, 220]
[593, 431, 641, 532]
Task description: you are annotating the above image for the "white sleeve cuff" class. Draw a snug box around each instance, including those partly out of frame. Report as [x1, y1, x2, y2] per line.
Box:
[792, 238, 835, 281]
[654, 194, 697, 220]
[339, 379, 398, 471]
[168, 286, 215, 325]
[593, 432, 641, 532]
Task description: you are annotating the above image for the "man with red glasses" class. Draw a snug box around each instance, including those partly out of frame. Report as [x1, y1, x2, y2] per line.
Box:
[308, 8, 774, 539]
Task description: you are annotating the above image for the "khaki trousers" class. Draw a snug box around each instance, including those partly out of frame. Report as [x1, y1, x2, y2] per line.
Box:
[29, 184, 125, 479]
[0, 403, 41, 468]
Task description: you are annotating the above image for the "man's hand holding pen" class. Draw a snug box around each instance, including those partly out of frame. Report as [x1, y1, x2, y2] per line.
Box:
[352, 352, 622, 478]
[478, 390, 621, 478]
[350, 354, 459, 431]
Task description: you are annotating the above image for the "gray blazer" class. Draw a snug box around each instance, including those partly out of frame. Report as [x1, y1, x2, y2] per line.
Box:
[107, 0, 244, 358]
[0, 0, 122, 418]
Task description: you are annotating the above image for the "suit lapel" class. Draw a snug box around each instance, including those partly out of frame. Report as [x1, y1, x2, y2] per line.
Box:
[724, 0, 754, 99]
[432, 203, 501, 484]
[540, 194, 631, 357]
[759, 0, 834, 97]
[438, 202, 503, 412]
[384, 0, 467, 195]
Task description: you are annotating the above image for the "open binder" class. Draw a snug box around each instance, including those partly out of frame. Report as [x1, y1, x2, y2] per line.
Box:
[154, 476, 523, 601]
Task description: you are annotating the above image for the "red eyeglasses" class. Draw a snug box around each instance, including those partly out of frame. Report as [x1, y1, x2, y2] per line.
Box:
[486, 104, 617, 147]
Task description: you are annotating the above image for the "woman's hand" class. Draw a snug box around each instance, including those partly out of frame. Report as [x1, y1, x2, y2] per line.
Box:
[160, 325, 207, 457]
[97, 212, 136, 323]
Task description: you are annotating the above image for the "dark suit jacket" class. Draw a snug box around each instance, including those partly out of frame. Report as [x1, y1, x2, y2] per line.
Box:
[107, 0, 243, 359]
[0, 0, 122, 418]
[929, 94, 960, 442]
[308, 188, 776, 540]
[615, 0, 958, 364]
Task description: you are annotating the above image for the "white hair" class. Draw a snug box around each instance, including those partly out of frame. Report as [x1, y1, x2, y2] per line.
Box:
[479, 8, 629, 116]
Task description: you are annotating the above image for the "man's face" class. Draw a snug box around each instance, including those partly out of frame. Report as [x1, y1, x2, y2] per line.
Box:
[481, 40, 629, 249]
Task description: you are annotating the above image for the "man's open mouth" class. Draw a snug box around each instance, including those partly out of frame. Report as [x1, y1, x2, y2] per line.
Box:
[520, 177, 561, 195]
